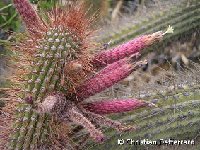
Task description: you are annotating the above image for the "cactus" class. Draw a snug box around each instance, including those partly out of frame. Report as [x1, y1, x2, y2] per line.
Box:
[0, 1, 174, 150]
[2, 0, 198, 150]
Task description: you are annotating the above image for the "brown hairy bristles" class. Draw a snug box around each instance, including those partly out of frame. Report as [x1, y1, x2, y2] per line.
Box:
[12, 2, 97, 93]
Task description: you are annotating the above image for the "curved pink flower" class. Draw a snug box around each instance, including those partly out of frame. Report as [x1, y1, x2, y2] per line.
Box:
[82, 99, 149, 115]
[92, 32, 163, 67]
[76, 60, 146, 101]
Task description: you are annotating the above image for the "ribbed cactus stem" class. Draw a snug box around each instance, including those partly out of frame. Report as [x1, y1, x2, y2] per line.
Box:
[9, 26, 83, 149]
[92, 31, 163, 67]
[13, 0, 43, 30]
[77, 60, 146, 101]
[83, 99, 149, 115]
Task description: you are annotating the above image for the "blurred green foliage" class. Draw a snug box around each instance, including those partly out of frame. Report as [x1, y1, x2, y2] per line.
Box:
[0, 0, 21, 31]
[30, 0, 57, 11]
[0, 0, 58, 32]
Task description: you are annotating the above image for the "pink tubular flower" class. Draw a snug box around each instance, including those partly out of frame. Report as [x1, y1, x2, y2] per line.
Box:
[76, 64, 132, 100]
[92, 36, 144, 66]
[92, 31, 163, 67]
[13, 0, 43, 30]
[82, 99, 149, 115]
[76, 60, 146, 101]
[92, 57, 128, 77]
[91, 52, 140, 78]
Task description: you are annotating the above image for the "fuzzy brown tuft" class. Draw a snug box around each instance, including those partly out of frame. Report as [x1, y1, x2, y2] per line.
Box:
[13, 3, 97, 92]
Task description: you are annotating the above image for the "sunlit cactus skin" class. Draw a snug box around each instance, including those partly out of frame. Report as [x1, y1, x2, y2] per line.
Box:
[7, 0, 170, 149]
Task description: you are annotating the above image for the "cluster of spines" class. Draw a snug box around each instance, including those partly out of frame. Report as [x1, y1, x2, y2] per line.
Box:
[26, 27, 81, 98]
